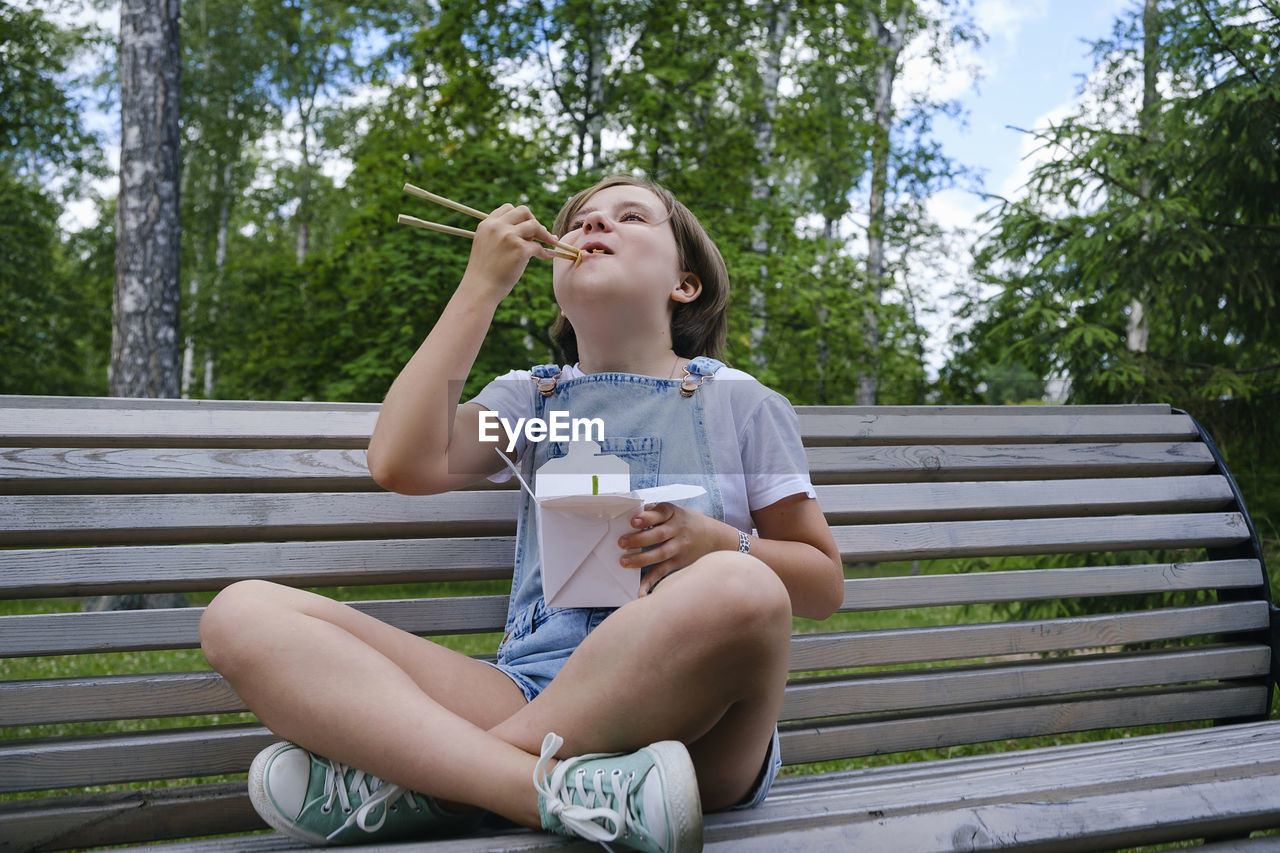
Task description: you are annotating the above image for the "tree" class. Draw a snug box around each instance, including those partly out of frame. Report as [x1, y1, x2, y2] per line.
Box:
[113, 0, 183, 398]
[0, 3, 109, 395]
[947, 0, 1280, 525]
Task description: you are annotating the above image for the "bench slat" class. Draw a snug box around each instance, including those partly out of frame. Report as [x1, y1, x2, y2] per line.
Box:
[807, 441, 1216, 483]
[796, 412, 1198, 446]
[0, 446, 379, 495]
[832, 512, 1249, 562]
[1, 536, 1256, 605]
[780, 645, 1271, 720]
[3, 596, 1265, 664]
[789, 601, 1271, 672]
[6, 644, 1263, 729]
[0, 724, 276, 794]
[0, 782, 262, 853]
[0, 476, 1236, 546]
[0, 490, 520, 546]
[818, 475, 1234, 524]
[778, 684, 1269, 765]
[839, 559, 1264, 611]
[0, 408, 379, 450]
[0, 441, 1219, 495]
[0, 538, 518, 599]
[0, 596, 509, 658]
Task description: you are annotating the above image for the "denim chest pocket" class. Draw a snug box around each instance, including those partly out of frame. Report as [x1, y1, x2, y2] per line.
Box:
[545, 436, 662, 491]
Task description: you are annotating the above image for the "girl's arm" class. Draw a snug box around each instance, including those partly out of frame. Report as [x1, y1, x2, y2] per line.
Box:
[620, 494, 845, 621]
[367, 205, 558, 495]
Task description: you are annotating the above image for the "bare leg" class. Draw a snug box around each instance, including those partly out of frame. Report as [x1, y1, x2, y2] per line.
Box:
[490, 551, 793, 811]
[199, 580, 544, 827]
[202, 550, 791, 826]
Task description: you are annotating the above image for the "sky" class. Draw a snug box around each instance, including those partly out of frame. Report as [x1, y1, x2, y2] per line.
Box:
[914, 0, 1133, 370]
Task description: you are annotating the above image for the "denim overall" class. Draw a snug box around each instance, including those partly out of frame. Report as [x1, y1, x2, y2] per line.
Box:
[496, 356, 725, 691]
[489, 356, 782, 810]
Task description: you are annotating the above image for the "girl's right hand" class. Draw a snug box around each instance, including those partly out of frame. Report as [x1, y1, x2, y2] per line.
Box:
[460, 204, 559, 304]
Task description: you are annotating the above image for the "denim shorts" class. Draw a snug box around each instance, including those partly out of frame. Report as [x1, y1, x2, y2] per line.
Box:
[485, 656, 782, 811]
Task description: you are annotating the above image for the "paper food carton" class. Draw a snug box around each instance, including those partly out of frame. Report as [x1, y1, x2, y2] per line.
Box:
[496, 442, 706, 608]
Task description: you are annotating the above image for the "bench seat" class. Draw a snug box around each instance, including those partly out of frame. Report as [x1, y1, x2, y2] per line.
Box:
[1, 396, 1276, 851]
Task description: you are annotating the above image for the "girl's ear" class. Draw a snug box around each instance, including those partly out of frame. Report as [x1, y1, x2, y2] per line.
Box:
[671, 273, 702, 304]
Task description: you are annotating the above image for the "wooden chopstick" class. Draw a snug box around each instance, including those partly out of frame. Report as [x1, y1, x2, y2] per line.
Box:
[401, 183, 581, 260]
[397, 214, 579, 262]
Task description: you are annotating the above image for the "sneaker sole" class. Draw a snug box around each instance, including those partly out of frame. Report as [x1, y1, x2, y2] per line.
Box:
[644, 740, 704, 853]
[248, 741, 332, 846]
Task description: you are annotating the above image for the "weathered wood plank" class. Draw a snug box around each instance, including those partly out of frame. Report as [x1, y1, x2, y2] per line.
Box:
[8, 644, 1262, 730]
[4, 595, 1264, 666]
[0, 595, 510, 658]
[711, 772, 1280, 852]
[0, 490, 521, 546]
[796, 412, 1199, 446]
[0, 537, 517, 599]
[0, 671, 244, 727]
[780, 646, 1271, 720]
[806, 441, 1216, 483]
[0, 443, 1218, 495]
[0, 476, 1234, 546]
[778, 685, 1269, 764]
[0, 407, 380, 449]
[0, 446, 379, 495]
[832, 512, 1249, 563]
[0, 781, 263, 852]
[794, 403, 1173, 417]
[788, 602, 1271, 672]
[816, 475, 1234, 524]
[837, 559, 1264, 611]
[0, 725, 276, 794]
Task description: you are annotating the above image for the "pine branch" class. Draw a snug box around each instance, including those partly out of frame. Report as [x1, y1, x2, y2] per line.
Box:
[1192, 0, 1265, 86]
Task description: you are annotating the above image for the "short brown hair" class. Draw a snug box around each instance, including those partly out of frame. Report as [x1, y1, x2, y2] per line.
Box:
[549, 175, 729, 364]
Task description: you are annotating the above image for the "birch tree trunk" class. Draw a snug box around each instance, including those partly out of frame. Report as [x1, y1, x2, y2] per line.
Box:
[857, 4, 907, 406]
[99, 0, 186, 610]
[584, 2, 605, 170]
[112, 0, 182, 400]
[749, 0, 791, 367]
[1129, 0, 1158, 353]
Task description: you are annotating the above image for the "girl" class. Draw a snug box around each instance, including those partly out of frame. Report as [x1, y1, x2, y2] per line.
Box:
[199, 175, 844, 851]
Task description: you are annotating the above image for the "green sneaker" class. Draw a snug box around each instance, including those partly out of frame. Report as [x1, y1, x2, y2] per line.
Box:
[248, 741, 480, 846]
[533, 732, 703, 853]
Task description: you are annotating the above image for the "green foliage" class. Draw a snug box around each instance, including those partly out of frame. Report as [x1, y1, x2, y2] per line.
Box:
[943, 0, 1280, 531]
[0, 2, 106, 186]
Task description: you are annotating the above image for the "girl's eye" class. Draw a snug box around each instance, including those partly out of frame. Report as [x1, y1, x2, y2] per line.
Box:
[620, 210, 647, 223]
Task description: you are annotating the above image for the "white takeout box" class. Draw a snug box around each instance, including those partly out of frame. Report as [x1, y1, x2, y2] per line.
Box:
[496, 442, 706, 608]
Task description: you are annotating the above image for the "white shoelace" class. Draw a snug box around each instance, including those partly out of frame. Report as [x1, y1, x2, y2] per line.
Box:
[533, 733, 643, 849]
[318, 758, 420, 841]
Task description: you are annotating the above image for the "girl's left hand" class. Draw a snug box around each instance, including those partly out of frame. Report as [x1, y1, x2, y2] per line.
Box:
[618, 503, 732, 594]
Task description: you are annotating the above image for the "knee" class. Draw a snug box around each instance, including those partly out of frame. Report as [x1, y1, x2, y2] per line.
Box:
[199, 579, 281, 674]
[685, 552, 792, 635]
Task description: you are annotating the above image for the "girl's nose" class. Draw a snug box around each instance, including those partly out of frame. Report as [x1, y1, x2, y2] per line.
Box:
[582, 210, 611, 233]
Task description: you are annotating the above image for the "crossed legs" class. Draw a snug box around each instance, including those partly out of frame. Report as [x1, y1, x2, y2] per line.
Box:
[199, 551, 792, 829]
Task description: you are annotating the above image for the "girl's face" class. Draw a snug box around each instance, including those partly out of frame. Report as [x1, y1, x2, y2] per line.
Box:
[553, 185, 690, 317]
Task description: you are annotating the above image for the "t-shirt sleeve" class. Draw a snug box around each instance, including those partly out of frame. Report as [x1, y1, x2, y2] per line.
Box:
[469, 369, 536, 483]
[740, 391, 816, 511]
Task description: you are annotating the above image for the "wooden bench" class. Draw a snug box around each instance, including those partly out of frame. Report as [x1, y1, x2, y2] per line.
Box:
[3, 395, 1278, 851]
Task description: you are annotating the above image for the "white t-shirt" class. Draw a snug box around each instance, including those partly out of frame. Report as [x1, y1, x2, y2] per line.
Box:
[470, 364, 815, 533]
